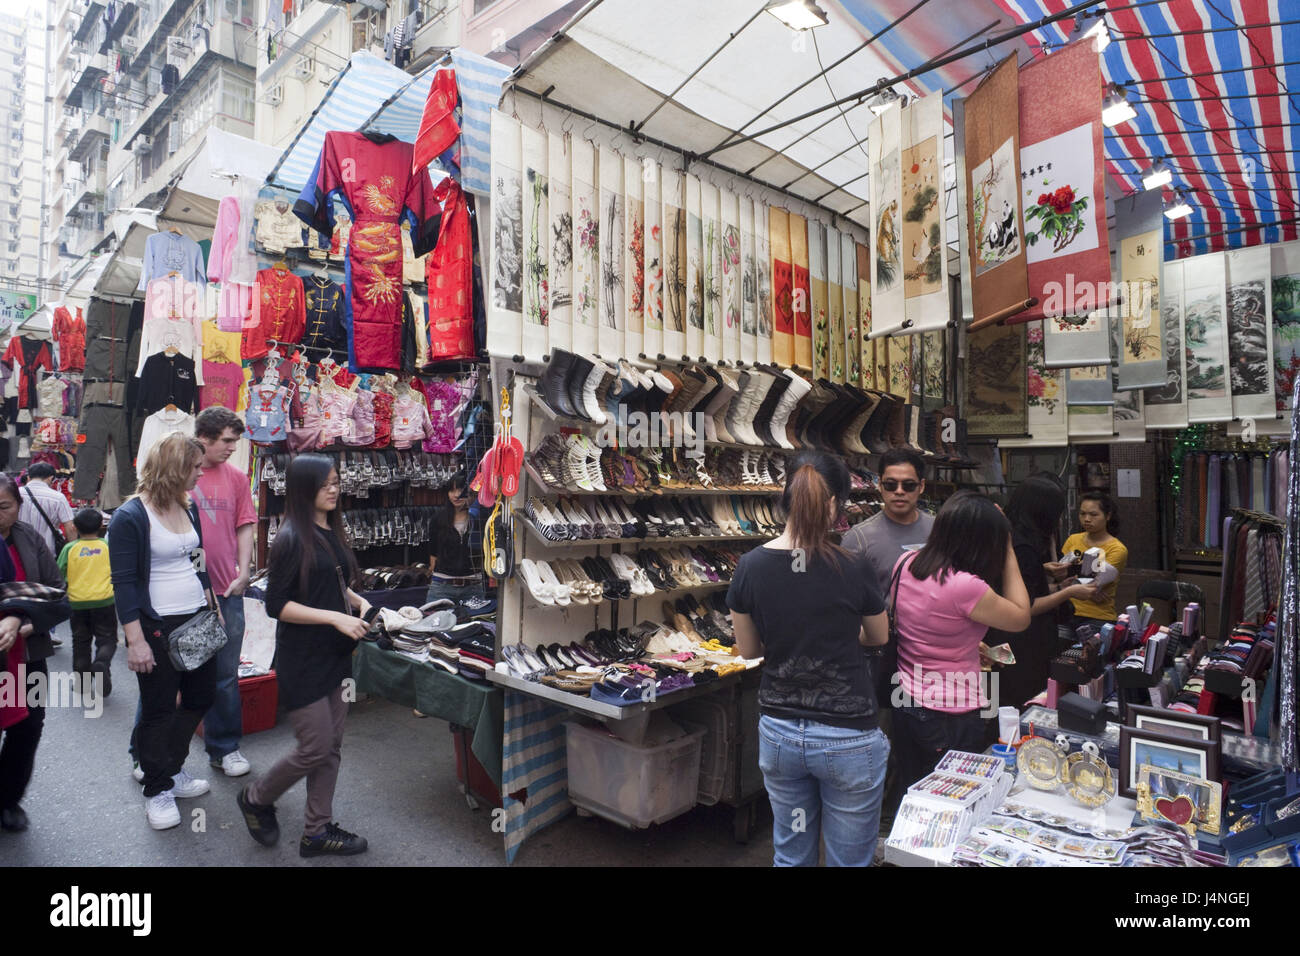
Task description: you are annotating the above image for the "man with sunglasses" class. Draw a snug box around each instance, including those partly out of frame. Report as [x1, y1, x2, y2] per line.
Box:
[842, 448, 933, 593]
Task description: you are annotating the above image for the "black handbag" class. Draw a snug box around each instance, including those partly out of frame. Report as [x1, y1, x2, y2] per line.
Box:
[871, 559, 908, 706]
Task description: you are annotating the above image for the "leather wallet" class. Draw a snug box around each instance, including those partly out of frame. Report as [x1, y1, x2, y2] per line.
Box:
[1058, 691, 1108, 735]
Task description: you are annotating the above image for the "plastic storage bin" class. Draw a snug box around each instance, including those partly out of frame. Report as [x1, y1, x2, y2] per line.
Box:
[668, 698, 730, 805]
[238, 671, 279, 734]
[564, 720, 705, 829]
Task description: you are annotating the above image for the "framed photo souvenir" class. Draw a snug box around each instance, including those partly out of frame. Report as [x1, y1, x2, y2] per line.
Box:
[1124, 704, 1221, 743]
[1136, 766, 1223, 836]
[1119, 725, 1221, 799]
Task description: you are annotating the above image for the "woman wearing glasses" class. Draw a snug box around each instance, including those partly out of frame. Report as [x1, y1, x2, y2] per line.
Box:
[236, 454, 372, 858]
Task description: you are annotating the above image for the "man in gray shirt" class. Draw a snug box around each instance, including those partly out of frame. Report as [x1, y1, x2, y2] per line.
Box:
[842, 448, 934, 595]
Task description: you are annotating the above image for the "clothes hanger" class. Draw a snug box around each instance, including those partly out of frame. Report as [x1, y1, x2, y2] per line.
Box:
[164, 402, 179, 413]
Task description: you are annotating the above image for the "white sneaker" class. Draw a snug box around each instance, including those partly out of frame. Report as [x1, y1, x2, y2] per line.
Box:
[131, 760, 144, 783]
[215, 751, 251, 777]
[170, 769, 210, 799]
[145, 791, 181, 830]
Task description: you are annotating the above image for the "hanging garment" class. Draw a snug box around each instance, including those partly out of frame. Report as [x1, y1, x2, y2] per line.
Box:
[391, 393, 432, 449]
[138, 231, 207, 289]
[136, 352, 198, 415]
[412, 68, 461, 174]
[402, 222, 428, 283]
[201, 319, 243, 364]
[137, 407, 196, 467]
[302, 275, 346, 349]
[318, 388, 356, 445]
[34, 377, 67, 420]
[244, 267, 306, 360]
[2, 336, 54, 410]
[254, 199, 307, 253]
[293, 131, 441, 372]
[408, 291, 429, 368]
[246, 382, 291, 444]
[52, 306, 86, 371]
[200, 360, 246, 411]
[424, 177, 474, 361]
[209, 195, 247, 283]
[343, 387, 375, 446]
[369, 390, 394, 449]
[138, 276, 205, 378]
[161, 64, 179, 94]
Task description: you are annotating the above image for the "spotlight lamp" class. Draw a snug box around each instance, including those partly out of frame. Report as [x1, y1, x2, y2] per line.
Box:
[1101, 83, 1136, 127]
[1164, 188, 1193, 220]
[763, 0, 830, 31]
[1072, 9, 1111, 52]
[1141, 159, 1173, 191]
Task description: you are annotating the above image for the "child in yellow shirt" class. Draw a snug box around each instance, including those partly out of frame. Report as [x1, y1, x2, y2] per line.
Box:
[57, 508, 116, 697]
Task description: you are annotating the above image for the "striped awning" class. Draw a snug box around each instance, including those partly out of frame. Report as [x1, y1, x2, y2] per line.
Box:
[267, 48, 510, 198]
[988, 0, 1300, 257]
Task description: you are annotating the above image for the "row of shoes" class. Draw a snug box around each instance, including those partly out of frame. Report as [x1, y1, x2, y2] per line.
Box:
[527, 433, 786, 494]
[500, 627, 652, 683]
[660, 594, 734, 646]
[522, 494, 785, 541]
[517, 545, 745, 606]
[535, 347, 976, 463]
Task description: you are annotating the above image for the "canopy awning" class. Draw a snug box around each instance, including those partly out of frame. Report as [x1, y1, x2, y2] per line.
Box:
[508, 0, 1033, 229]
[267, 49, 511, 197]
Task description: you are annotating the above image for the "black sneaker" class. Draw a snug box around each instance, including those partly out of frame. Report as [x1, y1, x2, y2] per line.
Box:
[236, 786, 280, 847]
[299, 822, 368, 858]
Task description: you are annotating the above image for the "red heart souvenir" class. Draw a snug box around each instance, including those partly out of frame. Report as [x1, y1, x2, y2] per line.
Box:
[1154, 795, 1196, 827]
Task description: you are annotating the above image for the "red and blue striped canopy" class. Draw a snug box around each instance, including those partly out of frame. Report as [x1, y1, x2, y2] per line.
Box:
[986, 0, 1299, 258]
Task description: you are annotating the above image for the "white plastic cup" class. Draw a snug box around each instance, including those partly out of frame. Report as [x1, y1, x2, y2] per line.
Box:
[998, 706, 1020, 745]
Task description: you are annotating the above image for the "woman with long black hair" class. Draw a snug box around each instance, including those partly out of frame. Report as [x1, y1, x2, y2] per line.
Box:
[727, 450, 890, 867]
[1059, 491, 1129, 627]
[236, 454, 371, 857]
[890, 492, 1032, 793]
[986, 473, 1097, 710]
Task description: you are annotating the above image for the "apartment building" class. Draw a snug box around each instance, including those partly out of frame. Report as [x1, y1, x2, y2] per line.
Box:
[0, 7, 48, 288]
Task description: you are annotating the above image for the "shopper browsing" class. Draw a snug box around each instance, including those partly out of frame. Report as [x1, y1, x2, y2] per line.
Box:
[0, 474, 68, 833]
[841, 448, 934, 593]
[109, 432, 216, 830]
[58, 508, 117, 696]
[236, 454, 372, 858]
[727, 451, 890, 867]
[890, 492, 1031, 797]
[19, 462, 76, 560]
[425, 474, 485, 610]
[192, 406, 257, 778]
[1056, 491, 1128, 627]
[984, 475, 1097, 710]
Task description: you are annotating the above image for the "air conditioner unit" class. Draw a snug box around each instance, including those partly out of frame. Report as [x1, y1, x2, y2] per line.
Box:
[292, 54, 314, 81]
[120, 35, 138, 53]
[133, 134, 153, 153]
[264, 82, 282, 107]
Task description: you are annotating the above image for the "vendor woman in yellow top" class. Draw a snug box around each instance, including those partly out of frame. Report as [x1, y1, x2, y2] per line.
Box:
[1053, 491, 1128, 627]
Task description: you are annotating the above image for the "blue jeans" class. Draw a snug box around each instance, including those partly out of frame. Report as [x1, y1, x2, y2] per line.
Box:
[203, 594, 245, 761]
[128, 595, 245, 762]
[758, 714, 890, 867]
[425, 578, 484, 607]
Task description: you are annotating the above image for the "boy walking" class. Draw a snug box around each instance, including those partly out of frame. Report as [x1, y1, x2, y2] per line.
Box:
[58, 508, 117, 697]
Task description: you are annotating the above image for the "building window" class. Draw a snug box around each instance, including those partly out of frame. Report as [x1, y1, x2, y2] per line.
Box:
[473, 0, 501, 14]
[352, 7, 384, 51]
[220, 71, 254, 124]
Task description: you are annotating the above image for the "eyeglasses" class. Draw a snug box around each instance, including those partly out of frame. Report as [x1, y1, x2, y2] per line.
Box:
[881, 479, 920, 493]
[323, 482, 341, 491]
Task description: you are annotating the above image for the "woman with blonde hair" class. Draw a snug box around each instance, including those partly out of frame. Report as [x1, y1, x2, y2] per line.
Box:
[109, 431, 217, 830]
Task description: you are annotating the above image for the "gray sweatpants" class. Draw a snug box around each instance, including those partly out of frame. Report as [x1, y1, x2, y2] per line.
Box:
[247, 685, 349, 837]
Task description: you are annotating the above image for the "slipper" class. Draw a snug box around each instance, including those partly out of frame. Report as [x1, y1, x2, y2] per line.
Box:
[498, 424, 524, 498]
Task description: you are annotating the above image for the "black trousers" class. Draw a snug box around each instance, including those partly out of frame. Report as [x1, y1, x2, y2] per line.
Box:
[0, 658, 46, 810]
[72, 606, 119, 673]
[73, 404, 137, 501]
[889, 705, 988, 815]
[135, 614, 216, 798]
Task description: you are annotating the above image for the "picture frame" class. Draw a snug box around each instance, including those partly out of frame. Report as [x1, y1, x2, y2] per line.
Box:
[1124, 704, 1222, 743]
[1118, 725, 1221, 799]
[1136, 766, 1223, 836]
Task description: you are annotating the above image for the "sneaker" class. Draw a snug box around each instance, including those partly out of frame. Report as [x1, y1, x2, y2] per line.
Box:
[170, 769, 210, 799]
[131, 760, 144, 783]
[299, 822, 368, 858]
[211, 750, 251, 777]
[145, 792, 181, 830]
[236, 786, 280, 847]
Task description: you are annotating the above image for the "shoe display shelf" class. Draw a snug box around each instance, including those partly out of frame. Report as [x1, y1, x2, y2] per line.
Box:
[514, 510, 772, 550]
[521, 459, 781, 497]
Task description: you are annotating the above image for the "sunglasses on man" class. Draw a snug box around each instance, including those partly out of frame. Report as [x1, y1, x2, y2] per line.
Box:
[881, 479, 920, 492]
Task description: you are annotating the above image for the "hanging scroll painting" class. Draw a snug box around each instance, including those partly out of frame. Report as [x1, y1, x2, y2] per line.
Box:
[520, 124, 548, 363]
[1225, 244, 1275, 420]
[660, 166, 686, 359]
[1144, 257, 1187, 429]
[570, 137, 598, 356]
[623, 154, 644, 361]
[488, 110, 523, 358]
[546, 132, 572, 354]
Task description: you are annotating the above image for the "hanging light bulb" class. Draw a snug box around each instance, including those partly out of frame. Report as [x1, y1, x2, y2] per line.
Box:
[1101, 83, 1136, 127]
[763, 0, 830, 31]
[1164, 188, 1193, 220]
[1141, 159, 1173, 191]
[1071, 9, 1111, 52]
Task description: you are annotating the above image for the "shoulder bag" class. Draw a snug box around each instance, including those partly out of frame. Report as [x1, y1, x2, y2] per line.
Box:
[871, 556, 910, 706]
[23, 488, 66, 552]
[165, 511, 227, 672]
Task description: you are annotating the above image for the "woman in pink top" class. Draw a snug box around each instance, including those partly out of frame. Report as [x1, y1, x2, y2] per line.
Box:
[888, 492, 1031, 799]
